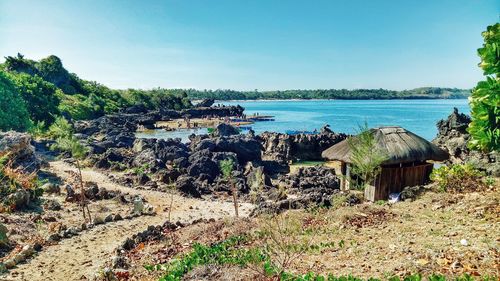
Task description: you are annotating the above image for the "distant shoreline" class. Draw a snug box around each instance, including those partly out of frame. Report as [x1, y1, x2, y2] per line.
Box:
[211, 97, 470, 102]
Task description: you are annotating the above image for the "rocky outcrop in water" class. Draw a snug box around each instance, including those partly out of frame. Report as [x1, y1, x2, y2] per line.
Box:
[212, 123, 240, 137]
[258, 125, 348, 164]
[433, 108, 499, 176]
[195, 99, 215, 108]
[181, 105, 244, 118]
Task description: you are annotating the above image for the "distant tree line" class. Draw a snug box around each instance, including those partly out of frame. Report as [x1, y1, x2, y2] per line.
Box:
[175, 87, 470, 100]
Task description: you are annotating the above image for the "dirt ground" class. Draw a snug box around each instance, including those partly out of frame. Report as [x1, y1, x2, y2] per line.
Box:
[117, 187, 499, 280]
[0, 160, 255, 281]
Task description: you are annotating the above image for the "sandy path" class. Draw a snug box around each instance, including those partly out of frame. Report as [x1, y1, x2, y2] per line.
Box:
[3, 160, 254, 281]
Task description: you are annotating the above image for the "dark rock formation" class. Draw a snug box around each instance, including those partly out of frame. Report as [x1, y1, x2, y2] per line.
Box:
[212, 123, 240, 137]
[277, 166, 340, 191]
[181, 105, 244, 118]
[214, 135, 263, 164]
[196, 99, 215, 108]
[433, 108, 499, 176]
[251, 166, 340, 215]
[176, 175, 202, 198]
[258, 125, 348, 164]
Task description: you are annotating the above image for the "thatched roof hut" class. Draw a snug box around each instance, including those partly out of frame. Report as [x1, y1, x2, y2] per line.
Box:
[321, 126, 449, 164]
[321, 126, 449, 201]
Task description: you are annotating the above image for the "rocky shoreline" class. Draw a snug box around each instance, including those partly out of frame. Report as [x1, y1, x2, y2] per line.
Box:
[0, 103, 497, 279]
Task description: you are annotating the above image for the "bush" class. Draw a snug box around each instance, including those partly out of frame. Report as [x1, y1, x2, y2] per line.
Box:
[46, 117, 73, 139]
[0, 71, 32, 131]
[6, 72, 61, 125]
[430, 164, 489, 192]
[467, 23, 500, 152]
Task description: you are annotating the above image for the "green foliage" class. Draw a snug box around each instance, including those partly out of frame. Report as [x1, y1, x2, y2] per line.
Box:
[46, 116, 87, 159]
[467, 23, 500, 152]
[52, 135, 87, 160]
[133, 163, 151, 176]
[145, 235, 266, 281]
[0, 71, 32, 131]
[219, 158, 235, 180]
[46, 117, 73, 139]
[430, 164, 487, 192]
[146, 233, 496, 281]
[2, 54, 192, 123]
[28, 121, 47, 139]
[6, 72, 61, 125]
[347, 123, 388, 190]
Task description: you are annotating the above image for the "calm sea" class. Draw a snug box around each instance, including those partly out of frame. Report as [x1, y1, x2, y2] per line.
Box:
[137, 99, 469, 142]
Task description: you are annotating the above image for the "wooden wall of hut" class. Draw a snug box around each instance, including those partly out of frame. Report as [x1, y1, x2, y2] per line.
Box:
[364, 162, 433, 201]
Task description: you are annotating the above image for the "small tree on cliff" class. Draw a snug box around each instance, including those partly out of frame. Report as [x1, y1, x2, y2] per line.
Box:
[219, 159, 239, 217]
[347, 123, 388, 190]
[49, 118, 91, 222]
[468, 23, 500, 152]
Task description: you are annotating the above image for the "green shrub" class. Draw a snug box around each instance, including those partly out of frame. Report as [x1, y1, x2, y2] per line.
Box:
[467, 23, 500, 152]
[6, 72, 61, 125]
[46, 116, 73, 139]
[430, 164, 487, 192]
[145, 233, 497, 281]
[0, 71, 32, 131]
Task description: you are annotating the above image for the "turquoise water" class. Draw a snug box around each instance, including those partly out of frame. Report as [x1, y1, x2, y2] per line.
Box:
[138, 99, 469, 141]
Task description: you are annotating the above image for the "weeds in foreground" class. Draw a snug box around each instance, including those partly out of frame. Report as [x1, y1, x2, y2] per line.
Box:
[258, 212, 318, 275]
[219, 158, 239, 217]
[430, 164, 492, 192]
[145, 233, 497, 281]
[0, 151, 41, 212]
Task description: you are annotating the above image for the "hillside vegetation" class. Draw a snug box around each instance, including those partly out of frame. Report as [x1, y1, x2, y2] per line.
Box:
[0, 54, 192, 130]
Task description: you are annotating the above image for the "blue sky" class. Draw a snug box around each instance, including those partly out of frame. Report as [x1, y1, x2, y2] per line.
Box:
[0, 0, 498, 90]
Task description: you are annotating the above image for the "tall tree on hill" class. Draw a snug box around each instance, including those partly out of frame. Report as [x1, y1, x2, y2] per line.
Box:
[468, 23, 500, 152]
[0, 71, 32, 131]
[6, 72, 62, 126]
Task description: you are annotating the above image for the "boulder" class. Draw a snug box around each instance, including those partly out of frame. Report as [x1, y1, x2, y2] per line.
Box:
[0, 223, 8, 248]
[245, 162, 272, 191]
[214, 135, 263, 163]
[6, 189, 31, 209]
[43, 199, 62, 211]
[187, 156, 219, 182]
[41, 183, 61, 194]
[176, 175, 202, 198]
[0, 131, 41, 173]
[212, 123, 240, 137]
[196, 98, 215, 108]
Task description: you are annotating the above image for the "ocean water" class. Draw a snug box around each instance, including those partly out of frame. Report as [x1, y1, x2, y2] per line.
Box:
[138, 99, 469, 142]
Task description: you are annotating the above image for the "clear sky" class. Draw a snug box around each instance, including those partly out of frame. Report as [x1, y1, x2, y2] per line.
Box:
[0, 0, 498, 90]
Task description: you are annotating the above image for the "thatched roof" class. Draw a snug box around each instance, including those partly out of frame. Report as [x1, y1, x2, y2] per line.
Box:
[321, 126, 449, 165]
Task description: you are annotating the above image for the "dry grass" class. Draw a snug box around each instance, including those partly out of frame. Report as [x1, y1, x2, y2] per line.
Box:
[119, 187, 499, 280]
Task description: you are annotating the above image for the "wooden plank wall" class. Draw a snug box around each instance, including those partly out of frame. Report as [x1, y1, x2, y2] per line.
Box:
[365, 163, 433, 201]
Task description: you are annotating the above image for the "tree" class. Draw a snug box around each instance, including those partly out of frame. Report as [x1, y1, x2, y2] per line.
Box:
[49, 118, 91, 222]
[0, 71, 32, 131]
[219, 159, 239, 217]
[467, 23, 500, 152]
[347, 123, 388, 190]
[7, 72, 61, 125]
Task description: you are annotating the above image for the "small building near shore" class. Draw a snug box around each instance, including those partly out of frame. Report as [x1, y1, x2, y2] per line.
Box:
[321, 126, 449, 201]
